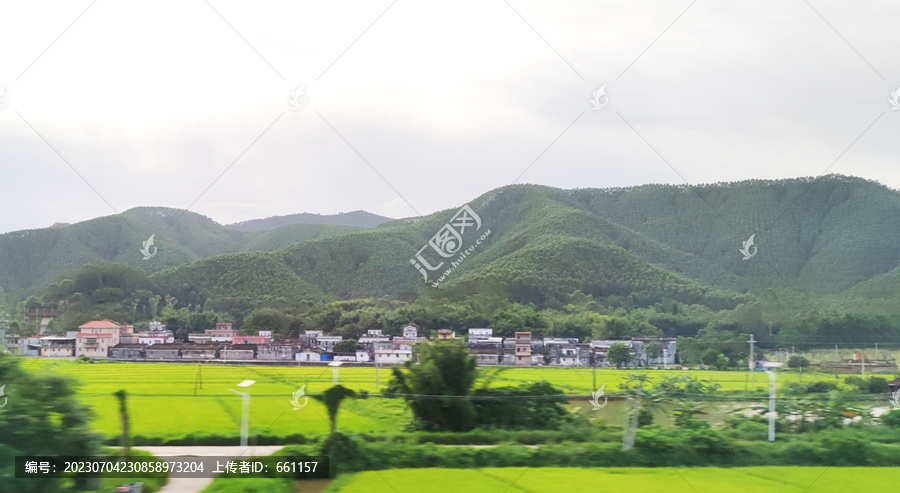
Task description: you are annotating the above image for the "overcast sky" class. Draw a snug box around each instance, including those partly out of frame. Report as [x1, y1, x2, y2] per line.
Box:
[1, 0, 899, 234]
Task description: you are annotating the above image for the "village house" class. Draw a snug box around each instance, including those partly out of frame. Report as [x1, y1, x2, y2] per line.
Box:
[437, 329, 455, 340]
[206, 323, 239, 342]
[514, 332, 532, 366]
[221, 344, 256, 360]
[188, 334, 213, 344]
[359, 329, 391, 351]
[333, 350, 371, 362]
[144, 343, 183, 360]
[109, 344, 147, 360]
[257, 344, 295, 361]
[296, 348, 328, 362]
[181, 344, 220, 360]
[133, 321, 175, 345]
[138, 333, 173, 346]
[374, 341, 413, 365]
[590, 339, 640, 368]
[75, 321, 126, 358]
[301, 330, 324, 348]
[39, 336, 75, 357]
[468, 328, 492, 340]
[470, 344, 503, 365]
[316, 335, 343, 352]
[25, 305, 57, 334]
[233, 335, 271, 345]
[631, 337, 677, 366]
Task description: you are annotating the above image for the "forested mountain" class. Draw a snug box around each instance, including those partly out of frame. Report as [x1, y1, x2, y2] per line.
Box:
[3, 176, 899, 318]
[0, 208, 367, 291]
[225, 211, 392, 232]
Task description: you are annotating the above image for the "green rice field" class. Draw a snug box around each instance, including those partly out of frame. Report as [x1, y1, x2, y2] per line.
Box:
[325, 467, 900, 492]
[18, 358, 870, 440]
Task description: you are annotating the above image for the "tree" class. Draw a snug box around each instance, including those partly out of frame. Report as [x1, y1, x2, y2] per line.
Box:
[645, 341, 662, 363]
[242, 308, 294, 339]
[314, 385, 357, 434]
[0, 353, 101, 491]
[387, 341, 478, 431]
[787, 355, 810, 369]
[607, 343, 633, 368]
[333, 339, 361, 353]
[700, 349, 722, 367]
[114, 389, 131, 457]
[715, 353, 730, 370]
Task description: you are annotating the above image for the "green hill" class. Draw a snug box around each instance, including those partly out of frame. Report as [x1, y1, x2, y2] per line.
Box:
[0, 208, 373, 292]
[6, 176, 900, 316]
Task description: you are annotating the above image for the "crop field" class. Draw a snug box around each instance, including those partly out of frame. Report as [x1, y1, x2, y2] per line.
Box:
[20, 358, 862, 440]
[326, 467, 900, 492]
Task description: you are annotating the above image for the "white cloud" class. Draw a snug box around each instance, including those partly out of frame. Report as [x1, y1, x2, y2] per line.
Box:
[1, 0, 899, 234]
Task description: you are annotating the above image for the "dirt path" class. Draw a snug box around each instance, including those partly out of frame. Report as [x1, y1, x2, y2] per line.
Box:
[132, 445, 285, 493]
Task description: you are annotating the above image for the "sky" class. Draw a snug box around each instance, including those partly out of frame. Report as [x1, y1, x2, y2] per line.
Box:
[1, 0, 899, 234]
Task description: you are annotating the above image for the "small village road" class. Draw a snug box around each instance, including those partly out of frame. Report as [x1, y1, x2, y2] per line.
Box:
[132, 445, 285, 493]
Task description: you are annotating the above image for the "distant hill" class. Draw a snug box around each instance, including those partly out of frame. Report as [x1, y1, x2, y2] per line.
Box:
[225, 211, 392, 232]
[0, 208, 367, 292]
[150, 175, 900, 311]
[5, 176, 900, 315]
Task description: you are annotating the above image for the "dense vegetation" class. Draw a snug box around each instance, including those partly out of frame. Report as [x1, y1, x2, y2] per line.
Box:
[3, 176, 900, 353]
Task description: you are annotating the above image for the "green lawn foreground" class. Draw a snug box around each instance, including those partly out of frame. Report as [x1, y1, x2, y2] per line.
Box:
[324, 467, 900, 493]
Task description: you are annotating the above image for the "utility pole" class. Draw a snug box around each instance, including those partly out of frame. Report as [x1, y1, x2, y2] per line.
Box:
[765, 370, 776, 442]
[748, 334, 755, 388]
[835, 345, 838, 361]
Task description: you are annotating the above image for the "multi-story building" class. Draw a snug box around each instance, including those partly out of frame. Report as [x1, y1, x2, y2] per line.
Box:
[514, 332, 532, 366]
[316, 336, 343, 352]
[75, 321, 124, 358]
[205, 323, 239, 342]
[359, 329, 391, 351]
[402, 325, 418, 339]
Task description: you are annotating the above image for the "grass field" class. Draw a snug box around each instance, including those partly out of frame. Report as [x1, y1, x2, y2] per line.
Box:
[19, 358, 877, 440]
[324, 467, 900, 492]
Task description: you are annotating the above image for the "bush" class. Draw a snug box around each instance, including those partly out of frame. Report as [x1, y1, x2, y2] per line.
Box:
[883, 409, 900, 427]
[787, 355, 810, 369]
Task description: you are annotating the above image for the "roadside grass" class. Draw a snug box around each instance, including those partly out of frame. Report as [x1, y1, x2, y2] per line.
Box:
[323, 467, 900, 493]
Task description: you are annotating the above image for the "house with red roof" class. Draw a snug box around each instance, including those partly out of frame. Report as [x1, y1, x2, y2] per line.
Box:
[75, 320, 124, 358]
